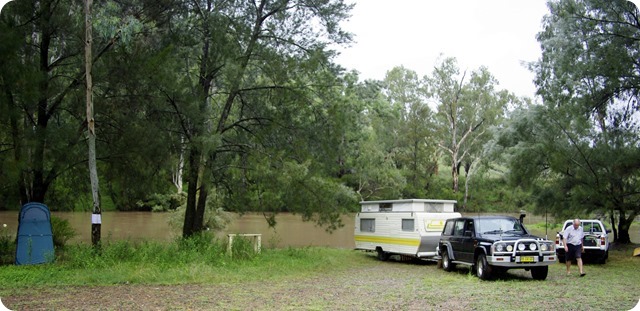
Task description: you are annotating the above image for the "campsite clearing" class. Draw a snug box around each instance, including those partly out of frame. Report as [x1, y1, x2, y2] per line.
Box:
[2, 244, 639, 310]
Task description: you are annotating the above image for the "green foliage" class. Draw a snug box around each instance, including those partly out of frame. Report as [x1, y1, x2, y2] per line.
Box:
[0, 224, 15, 265]
[491, 0, 640, 242]
[381, 66, 437, 198]
[137, 192, 186, 212]
[168, 190, 231, 232]
[228, 236, 259, 260]
[50, 216, 77, 248]
[60, 234, 227, 270]
[225, 154, 359, 232]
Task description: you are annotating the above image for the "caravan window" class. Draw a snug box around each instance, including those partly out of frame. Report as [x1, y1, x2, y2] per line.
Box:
[402, 219, 414, 231]
[361, 219, 375, 232]
[379, 203, 392, 212]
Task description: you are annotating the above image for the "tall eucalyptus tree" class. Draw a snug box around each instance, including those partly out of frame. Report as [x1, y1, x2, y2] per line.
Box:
[427, 57, 510, 207]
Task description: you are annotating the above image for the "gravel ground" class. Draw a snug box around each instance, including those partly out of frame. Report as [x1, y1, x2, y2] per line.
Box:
[2, 258, 462, 311]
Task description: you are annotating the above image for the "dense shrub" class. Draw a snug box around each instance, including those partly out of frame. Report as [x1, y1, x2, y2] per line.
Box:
[51, 216, 77, 248]
[0, 223, 15, 265]
[137, 192, 187, 212]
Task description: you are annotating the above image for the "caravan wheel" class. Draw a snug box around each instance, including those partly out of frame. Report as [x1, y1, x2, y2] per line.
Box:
[376, 248, 390, 261]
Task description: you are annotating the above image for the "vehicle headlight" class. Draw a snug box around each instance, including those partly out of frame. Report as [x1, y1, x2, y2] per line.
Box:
[496, 243, 505, 252]
[518, 243, 526, 251]
[540, 243, 548, 251]
[506, 245, 513, 252]
[529, 243, 537, 251]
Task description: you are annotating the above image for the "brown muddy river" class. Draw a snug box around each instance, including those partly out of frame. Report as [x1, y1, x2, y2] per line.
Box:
[0, 210, 562, 248]
[0, 211, 356, 248]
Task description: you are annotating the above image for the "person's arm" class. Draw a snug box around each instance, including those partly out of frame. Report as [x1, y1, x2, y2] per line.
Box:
[563, 228, 569, 251]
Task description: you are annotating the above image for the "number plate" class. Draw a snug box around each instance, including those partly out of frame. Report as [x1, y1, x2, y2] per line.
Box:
[520, 256, 535, 263]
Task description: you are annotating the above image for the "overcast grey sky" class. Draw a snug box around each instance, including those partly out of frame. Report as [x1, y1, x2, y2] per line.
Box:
[333, 1, 553, 99]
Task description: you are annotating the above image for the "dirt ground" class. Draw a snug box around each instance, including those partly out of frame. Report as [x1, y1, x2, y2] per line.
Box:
[2, 260, 463, 311]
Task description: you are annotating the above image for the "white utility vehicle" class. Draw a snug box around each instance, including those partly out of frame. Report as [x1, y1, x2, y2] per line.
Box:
[354, 199, 461, 261]
[556, 219, 610, 264]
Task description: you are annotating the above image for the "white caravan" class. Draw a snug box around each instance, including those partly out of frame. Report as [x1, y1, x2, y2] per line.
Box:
[354, 199, 461, 260]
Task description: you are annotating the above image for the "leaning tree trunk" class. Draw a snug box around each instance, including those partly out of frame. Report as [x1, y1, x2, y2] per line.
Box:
[85, 0, 101, 246]
[616, 209, 634, 244]
[609, 209, 618, 243]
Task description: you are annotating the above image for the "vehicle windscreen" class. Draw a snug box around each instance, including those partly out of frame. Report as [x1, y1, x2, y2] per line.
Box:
[477, 218, 526, 235]
[563, 221, 603, 233]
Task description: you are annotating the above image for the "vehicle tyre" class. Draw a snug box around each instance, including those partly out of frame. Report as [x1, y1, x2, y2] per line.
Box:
[531, 266, 548, 280]
[599, 251, 608, 264]
[475, 254, 492, 280]
[376, 248, 390, 261]
[558, 255, 565, 263]
[442, 249, 454, 272]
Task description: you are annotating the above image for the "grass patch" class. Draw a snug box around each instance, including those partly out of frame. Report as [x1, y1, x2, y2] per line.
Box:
[1, 235, 638, 310]
[0, 235, 367, 293]
[418, 243, 640, 310]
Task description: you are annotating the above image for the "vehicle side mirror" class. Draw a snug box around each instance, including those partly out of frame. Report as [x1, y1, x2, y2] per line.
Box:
[557, 232, 563, 239]
[464, 230, 474, 237]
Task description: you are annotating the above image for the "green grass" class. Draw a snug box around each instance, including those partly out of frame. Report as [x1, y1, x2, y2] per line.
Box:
[0, 235, 366, 292]
[420, 244, 640, 310]
[1, 234, 638, 310]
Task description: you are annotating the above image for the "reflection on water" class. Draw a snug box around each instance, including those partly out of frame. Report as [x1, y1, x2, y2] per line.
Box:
[0, 211, 356, 248]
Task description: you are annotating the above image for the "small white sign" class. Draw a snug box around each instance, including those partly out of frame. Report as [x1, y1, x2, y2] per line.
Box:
[91, 214, 102, 224]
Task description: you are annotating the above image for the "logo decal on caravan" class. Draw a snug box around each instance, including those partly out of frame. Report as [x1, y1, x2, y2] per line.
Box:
[426, 220, 445, 231]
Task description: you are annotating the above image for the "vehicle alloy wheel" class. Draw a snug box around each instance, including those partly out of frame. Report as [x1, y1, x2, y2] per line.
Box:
[476, 254, 492, 280]
[531, 266, 548, 280]
[442, 250, 453, 272]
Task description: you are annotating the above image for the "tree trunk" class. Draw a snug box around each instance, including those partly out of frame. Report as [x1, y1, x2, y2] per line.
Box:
[31, 1, 53, 204]
[183, 146, 201, 237]
[173, 135, 185, 193]
[610, 210, 618, 242]
[463, 161, 473, 211]
[85, 0, 101, 246]
[616, 209, 635, 244]
[451, 159, 459, 193]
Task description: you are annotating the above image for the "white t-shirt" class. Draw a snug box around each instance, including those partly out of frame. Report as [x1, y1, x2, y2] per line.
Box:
[563, 225, 584, 246]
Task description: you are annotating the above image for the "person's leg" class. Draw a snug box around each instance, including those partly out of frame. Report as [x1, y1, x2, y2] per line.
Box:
[565, 244, 575, 274]
[577, 258, 584, 275]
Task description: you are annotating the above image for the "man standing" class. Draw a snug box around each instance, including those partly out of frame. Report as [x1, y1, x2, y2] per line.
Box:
[563, 219, 586, 277]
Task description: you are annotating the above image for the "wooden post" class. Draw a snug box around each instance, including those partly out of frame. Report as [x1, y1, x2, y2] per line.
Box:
[85, 0, 101, 247]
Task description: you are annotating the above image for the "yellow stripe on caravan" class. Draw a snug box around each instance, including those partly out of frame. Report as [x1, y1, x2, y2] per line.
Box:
[354, 235, 420, 246]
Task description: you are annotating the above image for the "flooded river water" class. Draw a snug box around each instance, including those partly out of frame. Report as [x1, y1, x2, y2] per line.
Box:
[0, 211, 357, 248]
[0, 210, 563, 248]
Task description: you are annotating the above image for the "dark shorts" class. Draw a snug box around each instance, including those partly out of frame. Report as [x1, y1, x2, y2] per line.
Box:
[566, 243, 582, 260]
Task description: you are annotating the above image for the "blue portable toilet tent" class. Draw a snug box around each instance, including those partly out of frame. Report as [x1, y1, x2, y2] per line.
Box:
[15, 202, 55, 265]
